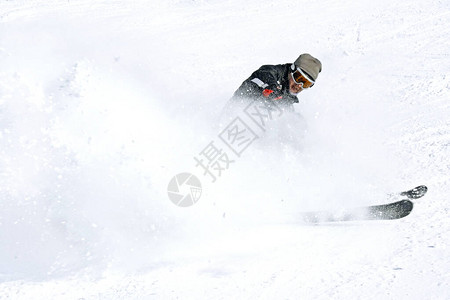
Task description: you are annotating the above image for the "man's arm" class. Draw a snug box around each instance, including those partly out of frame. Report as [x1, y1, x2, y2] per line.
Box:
[234, 65, 283, 101]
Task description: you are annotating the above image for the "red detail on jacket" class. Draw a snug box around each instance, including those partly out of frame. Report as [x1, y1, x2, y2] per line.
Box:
[262, 89, 274, 97]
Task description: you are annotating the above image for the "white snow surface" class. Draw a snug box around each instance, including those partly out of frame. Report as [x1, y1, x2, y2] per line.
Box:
[0, 0, 449, 299]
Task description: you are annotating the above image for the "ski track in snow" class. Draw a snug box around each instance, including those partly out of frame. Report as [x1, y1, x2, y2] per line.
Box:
[1, 0, 449, 299]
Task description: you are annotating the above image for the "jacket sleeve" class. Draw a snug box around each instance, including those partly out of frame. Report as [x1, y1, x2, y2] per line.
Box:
[233, 65, 283, 101]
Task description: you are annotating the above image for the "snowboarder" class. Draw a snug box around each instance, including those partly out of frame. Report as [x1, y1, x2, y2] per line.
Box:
[225, 53, 322, 112]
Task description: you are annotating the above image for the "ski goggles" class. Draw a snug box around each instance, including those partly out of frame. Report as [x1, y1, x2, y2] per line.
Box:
[291, 68, 315, 88]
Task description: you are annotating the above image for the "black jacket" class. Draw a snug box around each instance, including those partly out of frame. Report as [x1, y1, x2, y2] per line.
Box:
[230, 63, 299, 111]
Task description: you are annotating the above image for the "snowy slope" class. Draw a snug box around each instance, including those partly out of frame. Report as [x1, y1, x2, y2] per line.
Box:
[0, 0, 449, 299]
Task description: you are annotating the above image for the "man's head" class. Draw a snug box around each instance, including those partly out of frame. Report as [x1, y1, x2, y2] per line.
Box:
[289, 53, 322, 95]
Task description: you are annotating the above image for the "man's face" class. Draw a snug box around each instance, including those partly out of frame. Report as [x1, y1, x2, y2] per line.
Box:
[288, 74, 304, 95]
